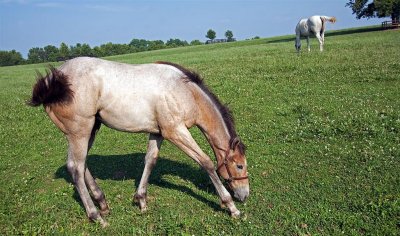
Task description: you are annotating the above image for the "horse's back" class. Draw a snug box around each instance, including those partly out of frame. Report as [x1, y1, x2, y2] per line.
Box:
[58, 57, 198, 133]
[296, 19, 309, 36]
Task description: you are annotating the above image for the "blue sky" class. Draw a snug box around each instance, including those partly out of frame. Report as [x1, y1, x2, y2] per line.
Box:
[0, 0, 387, 58]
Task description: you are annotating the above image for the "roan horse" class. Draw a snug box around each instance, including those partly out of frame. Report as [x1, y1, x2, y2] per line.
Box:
[28, 57, 249, 226]
[295, 15, 336, 53]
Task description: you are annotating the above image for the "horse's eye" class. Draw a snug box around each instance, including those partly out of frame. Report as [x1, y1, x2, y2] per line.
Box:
[237, 164, 243, 170]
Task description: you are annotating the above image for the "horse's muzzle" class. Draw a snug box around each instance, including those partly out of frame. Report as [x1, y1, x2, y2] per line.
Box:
[233, 186, 249, 202]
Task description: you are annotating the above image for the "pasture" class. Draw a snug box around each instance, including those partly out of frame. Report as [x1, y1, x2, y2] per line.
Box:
[0, 26, 399, 235]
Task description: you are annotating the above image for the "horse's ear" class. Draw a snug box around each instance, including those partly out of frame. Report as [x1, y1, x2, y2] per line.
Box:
[230, 137, 240, 150]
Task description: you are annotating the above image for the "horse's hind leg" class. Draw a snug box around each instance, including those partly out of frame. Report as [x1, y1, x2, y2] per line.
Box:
[84, 119, 110, 216]
[85, 169, 109, 216]
[316, 33, 324, 52]
[66, 120, 107, 227]
[134, 133, 163, 212]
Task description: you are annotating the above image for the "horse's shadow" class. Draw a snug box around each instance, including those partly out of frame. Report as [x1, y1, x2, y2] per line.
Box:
[54, 153, 222, 211]
[266, 26, 384, 44]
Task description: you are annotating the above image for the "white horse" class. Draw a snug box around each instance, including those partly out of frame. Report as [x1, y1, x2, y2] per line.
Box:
[295, 15, 336, 52]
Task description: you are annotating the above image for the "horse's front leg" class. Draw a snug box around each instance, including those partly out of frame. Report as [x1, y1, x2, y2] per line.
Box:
[295, 34, 301, 53]
[164, 126, 240, 218]
[134, 134, 163, 212]
[307, 36, 311, 52]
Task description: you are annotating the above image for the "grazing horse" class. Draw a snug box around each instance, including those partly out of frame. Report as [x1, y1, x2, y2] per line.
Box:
[295, 15, 336, 52]
[28, 57, 249, 227]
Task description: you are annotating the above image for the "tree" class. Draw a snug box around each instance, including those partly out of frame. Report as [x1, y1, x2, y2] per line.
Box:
[28, 47, 46, 63]
[69, 43, 82, 58]
[59, 42, 70, 61]
[100, 42, 117, 56]
[129, 39, 149, 51]
[80, 43, 93, 57]
[92, 46, 104, 57]
[206, 29, 216, 40]
[44, 45, 59, 62]
[0, 50, 25, 66]
[99, 42, 131, 56]
[190, 40, 203, 45]
[346, 0, 400, 22]
[148, 40, 165, 50]
[225, 30, 234, 42]
[166, 38, 189, 47]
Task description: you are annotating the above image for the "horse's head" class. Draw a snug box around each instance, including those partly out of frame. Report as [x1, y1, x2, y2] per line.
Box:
[217, 137, 249, 202]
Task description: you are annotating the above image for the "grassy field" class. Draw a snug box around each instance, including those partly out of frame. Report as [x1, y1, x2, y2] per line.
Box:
[0, 26, 399, 235]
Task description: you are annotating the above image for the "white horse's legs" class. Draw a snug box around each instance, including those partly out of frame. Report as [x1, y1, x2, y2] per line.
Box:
[67, 134, 107, 227]
[316, 33, 324, 52]
[164, 125, 240, 217]
[307, 36, 311, 52]
[134, 133, 163, 212]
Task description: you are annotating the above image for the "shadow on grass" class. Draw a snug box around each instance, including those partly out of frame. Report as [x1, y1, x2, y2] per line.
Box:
[326, 26, 384, 37]
[54, 153, 222, 212]
[266, 26, 385, 44]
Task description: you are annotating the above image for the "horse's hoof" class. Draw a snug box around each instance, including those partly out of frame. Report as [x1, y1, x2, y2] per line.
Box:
[140, 206, 148, 213]
[90, 215, 109, 227]
[231, 210, 241, 219]
[134, 193, 146, 200]
[134, 194, 148, 212]
[100, 219, 109, 228]
[133, 194, 139, 203]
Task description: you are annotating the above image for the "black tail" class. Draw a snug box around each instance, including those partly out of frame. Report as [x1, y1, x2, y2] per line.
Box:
[27, 66, 74, 107]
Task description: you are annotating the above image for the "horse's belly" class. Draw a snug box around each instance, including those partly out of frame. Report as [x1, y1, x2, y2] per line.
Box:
[98, 102, 160, 134]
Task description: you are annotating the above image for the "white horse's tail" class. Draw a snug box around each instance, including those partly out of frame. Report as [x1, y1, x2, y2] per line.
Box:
[320, 16, 336, 34]
[320, 16, 336, 24]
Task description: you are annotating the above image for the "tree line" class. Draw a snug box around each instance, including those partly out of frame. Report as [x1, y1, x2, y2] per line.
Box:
[0, 38, 203, 67]
[0, 29, 237, 67]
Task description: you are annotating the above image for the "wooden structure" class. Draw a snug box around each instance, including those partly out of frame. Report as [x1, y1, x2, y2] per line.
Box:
[206, 38, 236, 44]
[382, 20, 399, 29]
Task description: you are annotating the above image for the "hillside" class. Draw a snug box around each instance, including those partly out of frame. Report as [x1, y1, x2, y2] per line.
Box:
[0, 26, 399, 235]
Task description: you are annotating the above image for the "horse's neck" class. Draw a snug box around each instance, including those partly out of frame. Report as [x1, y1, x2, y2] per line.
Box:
[191, 86, 231, 162]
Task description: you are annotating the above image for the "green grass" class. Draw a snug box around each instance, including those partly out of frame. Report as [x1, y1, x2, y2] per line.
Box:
[1, 26, 399, 235]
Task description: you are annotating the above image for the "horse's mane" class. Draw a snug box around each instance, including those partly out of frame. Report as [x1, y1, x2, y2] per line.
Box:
[155, 61, 246, 154]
